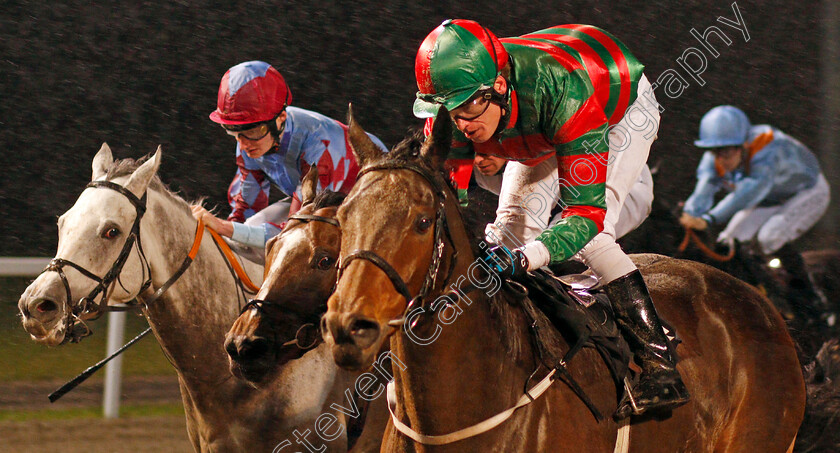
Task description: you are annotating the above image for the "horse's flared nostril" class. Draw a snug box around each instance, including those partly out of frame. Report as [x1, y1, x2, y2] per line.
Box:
[36, 300, 58, 314]
[230, 337, 270, 364]
[225, 338, 240, 360]
[23, 297, 60, 323]
[348, 317, 380, 350]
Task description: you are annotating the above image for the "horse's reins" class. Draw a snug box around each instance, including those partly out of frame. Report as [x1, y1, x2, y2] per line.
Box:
[336, 160, 577, 445]
[678, 227, 735, 262]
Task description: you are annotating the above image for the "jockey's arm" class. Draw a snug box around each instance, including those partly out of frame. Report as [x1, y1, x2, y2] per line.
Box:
[706, 163, 775, 225]
[528, 71, 609, 267]
[683, 152, 722, 218]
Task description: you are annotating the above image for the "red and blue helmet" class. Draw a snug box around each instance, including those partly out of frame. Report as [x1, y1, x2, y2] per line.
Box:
[210, 61, 292, 125]
[413, 19, 508, 118]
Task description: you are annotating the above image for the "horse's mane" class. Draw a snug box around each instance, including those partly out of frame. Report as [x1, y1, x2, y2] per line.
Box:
[106, 156, 192, 216]
[311, 190, 347, 210]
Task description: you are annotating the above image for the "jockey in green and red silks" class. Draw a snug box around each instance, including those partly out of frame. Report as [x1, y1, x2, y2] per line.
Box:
[414, 19, 688, 420]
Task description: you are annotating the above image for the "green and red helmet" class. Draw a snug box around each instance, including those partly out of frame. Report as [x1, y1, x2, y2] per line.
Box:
[413, 19, 508, 118]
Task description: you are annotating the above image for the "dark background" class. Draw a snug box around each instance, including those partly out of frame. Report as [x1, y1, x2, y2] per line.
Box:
[1, 0, 836, 256]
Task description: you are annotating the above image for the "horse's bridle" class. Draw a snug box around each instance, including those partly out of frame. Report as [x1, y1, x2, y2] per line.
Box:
[40, 180, 152, 343]
[240, 211, 340, 353]
[337, 161, 459, 328]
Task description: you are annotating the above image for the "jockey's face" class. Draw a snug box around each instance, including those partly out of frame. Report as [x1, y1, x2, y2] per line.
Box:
[450, 76, 506, 144]
[474, 153, 506, 176]
[714, 146, 743, 173]
[228, 111, 287, 159]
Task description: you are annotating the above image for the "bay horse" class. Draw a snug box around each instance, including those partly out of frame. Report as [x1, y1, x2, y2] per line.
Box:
[16, 144, 380, 452]
[223, 169, 388, 452]
[321, 109, 805, 452]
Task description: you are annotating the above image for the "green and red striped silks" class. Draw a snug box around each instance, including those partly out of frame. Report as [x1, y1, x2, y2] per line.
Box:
[419, 21, 645, 263]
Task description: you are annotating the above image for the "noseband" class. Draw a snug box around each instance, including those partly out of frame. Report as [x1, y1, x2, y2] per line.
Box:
[337, 161, 458, 327]
[41, 180, 152, 343]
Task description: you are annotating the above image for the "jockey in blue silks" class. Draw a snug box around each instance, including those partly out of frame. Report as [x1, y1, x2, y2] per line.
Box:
[192, 61, 386, 251]
[680, 105, 830, 326]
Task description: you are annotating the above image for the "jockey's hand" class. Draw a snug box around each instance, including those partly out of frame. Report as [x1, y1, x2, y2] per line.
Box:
[679, 213, 708, 231]
[191, 205, 223, 231]
[483, 245, 529, 280]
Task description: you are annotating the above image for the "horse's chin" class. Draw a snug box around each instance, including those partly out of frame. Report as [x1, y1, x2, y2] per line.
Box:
[22, 317, 66, 346]
[229, 360, 272, 388]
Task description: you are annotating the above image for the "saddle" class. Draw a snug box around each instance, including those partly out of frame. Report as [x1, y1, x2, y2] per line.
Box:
[509, 269, 633, 419]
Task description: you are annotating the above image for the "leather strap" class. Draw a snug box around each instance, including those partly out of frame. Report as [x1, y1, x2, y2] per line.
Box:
[205, 227, 260, 292]
[678, 227, 735, 262]
[386, 369, 556, 445]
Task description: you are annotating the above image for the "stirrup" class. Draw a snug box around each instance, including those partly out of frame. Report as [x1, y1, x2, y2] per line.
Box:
[613, 376, 690, 420]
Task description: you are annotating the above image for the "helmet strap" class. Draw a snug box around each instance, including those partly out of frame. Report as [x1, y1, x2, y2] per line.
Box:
[492, 85, 511, 135]
[268, 109, 287, 145]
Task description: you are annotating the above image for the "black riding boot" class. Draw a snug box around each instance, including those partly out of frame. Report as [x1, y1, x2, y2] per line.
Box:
[604, 270, 690, 420]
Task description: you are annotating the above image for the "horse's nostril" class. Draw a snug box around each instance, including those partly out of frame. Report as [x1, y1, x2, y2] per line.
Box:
[36, 300, 58, 314]
[225, 339, 239, 359]
[350, 318, 379, 336]
[348, 318, 380, 350]
[237, 338, 270, 362]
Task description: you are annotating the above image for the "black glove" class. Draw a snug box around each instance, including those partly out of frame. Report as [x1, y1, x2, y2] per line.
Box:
[483, 245, 529, 280]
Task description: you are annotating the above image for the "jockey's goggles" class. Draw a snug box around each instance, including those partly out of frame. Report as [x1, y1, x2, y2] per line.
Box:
[223, 122, 273, 141]
[449, 89, 506, 123]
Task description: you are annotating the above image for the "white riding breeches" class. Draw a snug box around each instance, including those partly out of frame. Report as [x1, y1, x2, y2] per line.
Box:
[487, 75, 661, 284]
[718, 174, 830, 255]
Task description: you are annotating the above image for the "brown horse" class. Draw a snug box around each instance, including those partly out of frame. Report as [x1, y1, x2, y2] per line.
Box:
[224, 168, 345, 383]
[223, 169, 389, 453]
[321, 109, 805, 452]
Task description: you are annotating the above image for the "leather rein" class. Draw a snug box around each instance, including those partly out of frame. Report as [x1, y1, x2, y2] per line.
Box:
[40, 180, 259, 343]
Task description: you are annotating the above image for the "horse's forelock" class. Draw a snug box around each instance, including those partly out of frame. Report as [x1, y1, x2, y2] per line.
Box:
[105, 157, 191, 215]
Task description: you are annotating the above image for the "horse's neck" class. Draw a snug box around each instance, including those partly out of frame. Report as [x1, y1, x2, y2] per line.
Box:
[392, 209, 535, 434]
[139, 191, 258, 384]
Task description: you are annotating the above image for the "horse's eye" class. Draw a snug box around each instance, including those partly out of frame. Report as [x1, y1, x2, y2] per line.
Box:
[415, 216, 433, 234]
[102, 228, 120, 239]
[317, 256, 335, 270]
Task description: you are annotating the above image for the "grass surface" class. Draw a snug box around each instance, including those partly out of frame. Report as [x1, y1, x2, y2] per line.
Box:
[0, 403, 184, 421]
[1, 277, 175, 382]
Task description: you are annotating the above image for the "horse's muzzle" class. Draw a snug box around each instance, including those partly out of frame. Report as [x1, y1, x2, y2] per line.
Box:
[322, 312, 381, 369]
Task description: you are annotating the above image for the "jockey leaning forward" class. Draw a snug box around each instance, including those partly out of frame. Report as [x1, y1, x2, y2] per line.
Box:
[681, 105, 830, 326]
[468, 152, 654, 242]
[192, 60, 387, 254]
[413, 19, 687, 419]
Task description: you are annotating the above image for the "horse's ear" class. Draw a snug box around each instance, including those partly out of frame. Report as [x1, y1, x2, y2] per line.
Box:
[347, 103, 384, 167]
[301, 165, 319, 206]
[92, 142, 114, 181]
[420, 107, 452, 171]
[125, 146, 162, 198]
